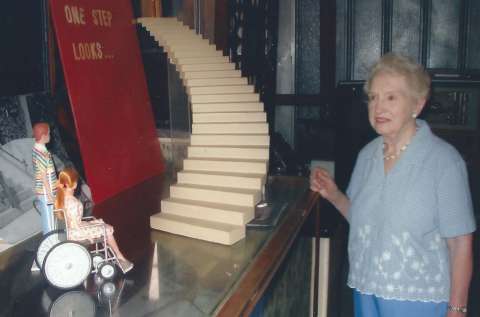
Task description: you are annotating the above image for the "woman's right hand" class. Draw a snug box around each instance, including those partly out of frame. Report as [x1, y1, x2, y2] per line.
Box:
[310, 167, 340, 203]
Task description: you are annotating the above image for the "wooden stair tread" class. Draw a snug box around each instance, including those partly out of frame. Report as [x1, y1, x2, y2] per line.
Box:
[180, 170, 265, 178]
[192, 112, 266, 123]
[188, 145, 269, 149]
[182, 71, 242, 80]
[162, 197, 254, 213]
[192, 102, 263, 113]
[171, 183, 260, 195]
[187, 146, 270, 160]
[150, 213, 245, 245]
[182, 159, 266, 175]
[184, 157, 268, 163]
[152, 213, 243, 231]
[192, 122, 268, 134]
[188, 85, 254, 95]
[190, 134, 270, 146]
[177, 170, 265, 190]
[170, 183, 261, 207]
[180, 63, 236, 71]
[186, 78, 247, 86]
[176, 57, 230, 64]
[161, 198, 254, 226]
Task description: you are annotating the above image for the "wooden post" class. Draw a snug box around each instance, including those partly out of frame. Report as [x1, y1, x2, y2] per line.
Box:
[139, 0, 162, 17]
[180, 0, 194, 29]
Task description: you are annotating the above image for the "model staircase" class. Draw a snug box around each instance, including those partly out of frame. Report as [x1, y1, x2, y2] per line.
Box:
[138, 17, 269, 245]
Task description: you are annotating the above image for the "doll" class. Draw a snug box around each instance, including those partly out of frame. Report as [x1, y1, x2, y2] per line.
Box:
[32, 122, 57, 234]
[55, 167, 133, 273]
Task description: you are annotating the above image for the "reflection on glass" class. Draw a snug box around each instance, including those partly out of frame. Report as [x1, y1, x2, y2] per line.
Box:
[49, 290, 96, 317]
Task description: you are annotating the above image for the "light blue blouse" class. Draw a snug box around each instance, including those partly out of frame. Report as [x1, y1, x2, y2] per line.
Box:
[346, 119, 476, 302]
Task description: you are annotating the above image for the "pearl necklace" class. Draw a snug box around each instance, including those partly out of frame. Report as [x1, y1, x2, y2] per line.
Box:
[383, 127, 418, 161]
[383, 142, 410, 161]
[382, 126, 419, 161]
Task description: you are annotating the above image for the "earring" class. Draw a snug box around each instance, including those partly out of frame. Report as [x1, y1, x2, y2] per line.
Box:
[412, 112, 417, 118]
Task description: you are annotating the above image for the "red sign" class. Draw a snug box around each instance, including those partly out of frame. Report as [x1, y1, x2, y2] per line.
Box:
[50, 0, 164, 203]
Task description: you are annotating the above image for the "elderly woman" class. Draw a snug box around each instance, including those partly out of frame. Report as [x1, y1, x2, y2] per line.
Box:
[310, 53, 476, 317]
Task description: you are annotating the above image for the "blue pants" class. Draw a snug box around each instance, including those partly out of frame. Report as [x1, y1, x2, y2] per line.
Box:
[354, 290, 447, 317]
[36, 195, 55, 234]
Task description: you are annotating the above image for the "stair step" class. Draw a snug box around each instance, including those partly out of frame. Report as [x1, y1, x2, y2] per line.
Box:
[20, 196, 35, 212]
[17, 188, 34, 201]
[192, 122, 268, 134]
[167, 42, 216, 49]
[138, 17, 183, 25]
[182, 70, 241, 80]
[149, 34, 204, 46]
[188, 85, 254, 95]
[178, 170, 265, 190]
[186, 77, 247, 87]
[154, 29, 201, 35]
[172, 50, 223, 59]
[192, 102, 263, 113]
[179, 63, 235, 72]
[0, 208, 23, 228]
[150, 213, 245, 245]
[154, 33, 203, 41]
[193, 112, 266, 123]
[190, 93, 259, 103]
[143, 21, 187, 27]
[165, 45, 218, 56]
[153, 30, 198, 36]
[190, 134, 269, 146]
[170, 183, 261, 207]
[183, 158, 268, 174]
[161, 198, 254, 225]
[145, 26, 191, 34]
[188, 146, 269, 160]
[175, 56, 230, 65]
[159, 39, 208, 48]
[145, 25, 186, 31]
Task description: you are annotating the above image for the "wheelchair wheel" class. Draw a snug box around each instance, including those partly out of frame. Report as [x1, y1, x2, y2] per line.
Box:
[101, 281, 116, 297]
[36, 230, 67, 269]
[91, 253, 104, 270]
[43, 241, 92, 289]
[98, 262, 116, 280]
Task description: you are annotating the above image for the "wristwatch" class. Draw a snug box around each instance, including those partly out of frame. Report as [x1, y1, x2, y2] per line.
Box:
[447, 304, 467, 314]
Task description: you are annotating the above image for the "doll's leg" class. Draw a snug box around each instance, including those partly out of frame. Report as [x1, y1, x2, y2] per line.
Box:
[106, 233, 134, 273]
[36, 196, 55, 234]
[105, 233, 127, 260]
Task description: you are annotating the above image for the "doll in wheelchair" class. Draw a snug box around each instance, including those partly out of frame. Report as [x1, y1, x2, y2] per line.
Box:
[35, 167, 133, 289]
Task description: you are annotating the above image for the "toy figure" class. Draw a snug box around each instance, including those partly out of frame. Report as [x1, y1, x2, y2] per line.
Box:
[55, 167, 133, 273]
[32, 122, 57, 234]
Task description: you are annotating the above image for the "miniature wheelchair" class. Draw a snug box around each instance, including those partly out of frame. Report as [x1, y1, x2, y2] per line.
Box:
[34, 201, 122, 289]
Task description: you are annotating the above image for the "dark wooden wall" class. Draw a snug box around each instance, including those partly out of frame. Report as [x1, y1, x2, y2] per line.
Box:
[336, 0, 480, 82]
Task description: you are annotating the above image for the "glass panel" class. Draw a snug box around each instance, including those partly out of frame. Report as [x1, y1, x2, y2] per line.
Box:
[466, 0, 480, 71]
[427, 0, 460, 69]
[353, 0, 382, 80]
[392, 0, 422, 61]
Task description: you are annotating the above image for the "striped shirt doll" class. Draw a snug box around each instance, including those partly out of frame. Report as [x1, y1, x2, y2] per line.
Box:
[32, 123, 57, 234]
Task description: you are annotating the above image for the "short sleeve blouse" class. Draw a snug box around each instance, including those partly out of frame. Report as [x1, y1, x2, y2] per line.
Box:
[346, 120, 476, 302]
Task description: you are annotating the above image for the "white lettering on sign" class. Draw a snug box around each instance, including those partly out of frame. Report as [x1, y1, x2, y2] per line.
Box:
[72, 42, 103, 60]
[92, 9, 113, 27]
[64, 5, 86, 25]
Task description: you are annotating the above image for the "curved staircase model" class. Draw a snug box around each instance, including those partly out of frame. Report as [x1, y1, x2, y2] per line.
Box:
[138, 17, 269, 245]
